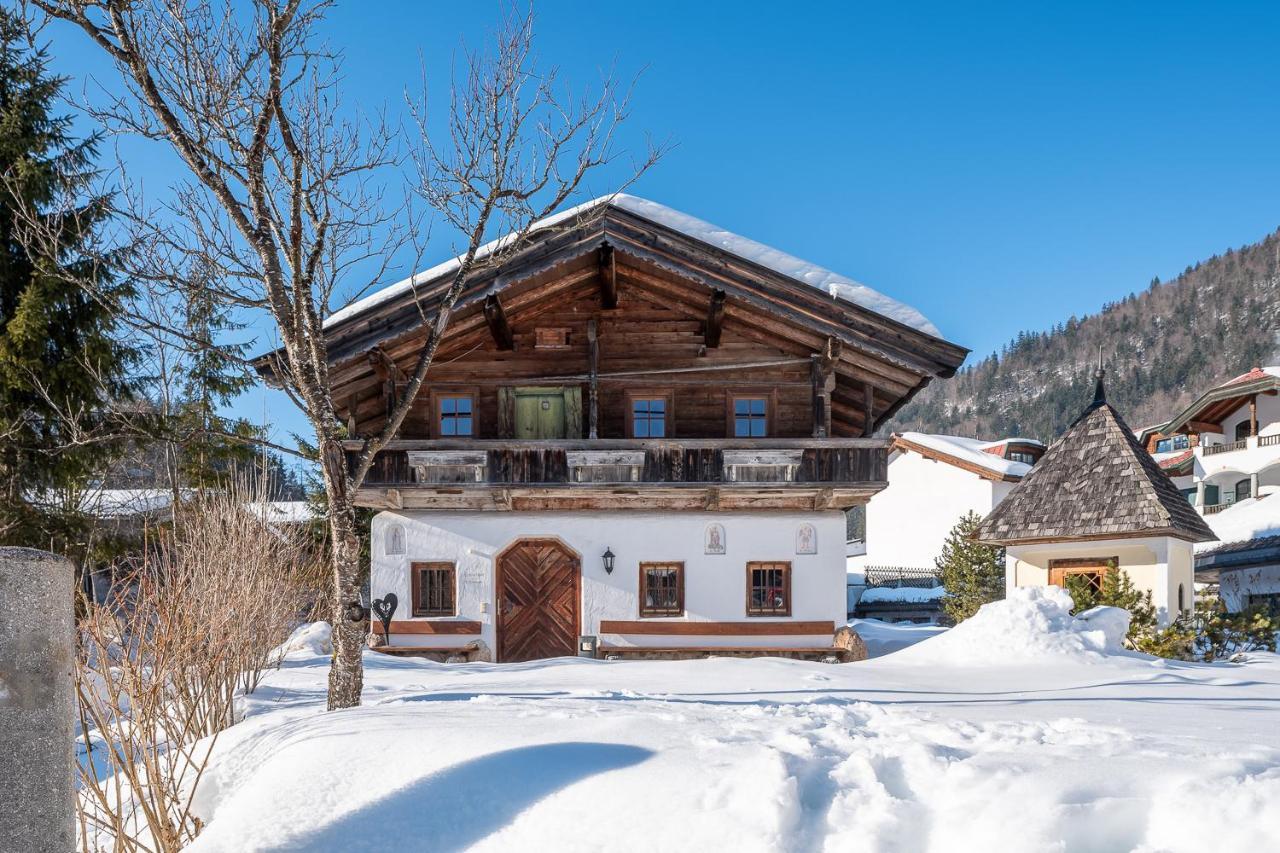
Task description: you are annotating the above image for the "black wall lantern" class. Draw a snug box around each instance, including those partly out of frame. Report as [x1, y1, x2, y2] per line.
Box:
[602, 546, 615, 574]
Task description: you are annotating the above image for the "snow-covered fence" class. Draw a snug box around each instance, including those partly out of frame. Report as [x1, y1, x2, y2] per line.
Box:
[0, 547, 75, 853]
[863, 565, 943, 589]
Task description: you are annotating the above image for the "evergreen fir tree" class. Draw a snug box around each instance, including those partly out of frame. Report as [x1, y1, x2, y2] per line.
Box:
[936, 511, 1005, 623]
[1063, 565, 1156, 640]
[173, 266, 258, 491]
[0, 11, 136, 551]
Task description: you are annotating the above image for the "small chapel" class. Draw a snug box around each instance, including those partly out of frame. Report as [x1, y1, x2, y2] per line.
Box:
[975, 369, 1217, 625]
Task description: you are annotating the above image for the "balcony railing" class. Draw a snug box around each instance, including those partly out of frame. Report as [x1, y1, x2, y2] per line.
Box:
[1261, 434, 1280, 448]
[352, 437, 888, 488]
[1203, 502, 1232, 515]
[1203, 439, 1248, 456]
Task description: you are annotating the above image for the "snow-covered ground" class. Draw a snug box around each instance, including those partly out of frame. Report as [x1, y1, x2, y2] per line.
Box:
[186, 591, 1280, 852]
[849, 618, 946, 657]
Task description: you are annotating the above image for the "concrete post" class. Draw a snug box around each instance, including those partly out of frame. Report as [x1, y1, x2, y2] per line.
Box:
[0, 547, 76, 853]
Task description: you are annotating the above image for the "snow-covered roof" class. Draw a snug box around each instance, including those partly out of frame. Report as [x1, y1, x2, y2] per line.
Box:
[74, 488, 185, 518]
[1196, 496, 1280, 554]
[324, 194, 941, 337]
[247, 501, 316, 525]
[895, 432, 1036, 479]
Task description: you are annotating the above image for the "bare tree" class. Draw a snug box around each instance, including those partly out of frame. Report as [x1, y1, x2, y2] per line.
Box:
[33, 0, 660, 708]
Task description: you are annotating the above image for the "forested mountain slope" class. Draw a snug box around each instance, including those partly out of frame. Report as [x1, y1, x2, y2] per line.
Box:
[891, 228, 1280, 442]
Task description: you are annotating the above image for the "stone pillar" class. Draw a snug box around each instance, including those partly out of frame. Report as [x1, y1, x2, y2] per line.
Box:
[0, 547, 76, 853]
[1195, 481, 1206, 507]
[1251, 472, 1261, 500]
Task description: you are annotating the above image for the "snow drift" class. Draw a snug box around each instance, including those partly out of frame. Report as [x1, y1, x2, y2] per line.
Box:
[889, 586, 1130, 665]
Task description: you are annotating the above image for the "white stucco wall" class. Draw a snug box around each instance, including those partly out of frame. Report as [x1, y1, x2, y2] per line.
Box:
[1219, 564, 1280, 611]
[1005, 536, 1194, 625]
[371, 510, 847, 654]
[852, 449, 1000, 571]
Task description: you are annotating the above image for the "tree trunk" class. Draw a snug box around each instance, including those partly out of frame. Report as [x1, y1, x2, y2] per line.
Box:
[320, 437, 365, 710]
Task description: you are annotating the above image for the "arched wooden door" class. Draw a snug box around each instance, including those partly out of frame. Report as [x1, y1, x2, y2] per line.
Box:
[496, 538, 581, 662]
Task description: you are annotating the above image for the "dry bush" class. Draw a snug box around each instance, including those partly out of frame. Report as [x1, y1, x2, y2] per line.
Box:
[75, 478, 323, 852]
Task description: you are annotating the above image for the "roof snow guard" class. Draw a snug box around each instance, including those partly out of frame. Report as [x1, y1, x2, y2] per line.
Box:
[975, 374, 1217, 546]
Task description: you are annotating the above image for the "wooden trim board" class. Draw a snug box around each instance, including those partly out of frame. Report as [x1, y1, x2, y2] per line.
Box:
[598, 620, 833, 636]
[385, 620, 483, 635]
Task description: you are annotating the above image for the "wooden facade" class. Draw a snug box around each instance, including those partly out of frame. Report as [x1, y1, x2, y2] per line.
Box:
[257, 199, 967, 512]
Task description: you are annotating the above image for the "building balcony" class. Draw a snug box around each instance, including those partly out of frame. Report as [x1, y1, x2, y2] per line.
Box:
[347, 437, 888, 512]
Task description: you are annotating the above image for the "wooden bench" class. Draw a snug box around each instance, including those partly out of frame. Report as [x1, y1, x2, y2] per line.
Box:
[370, 640, 480, 660]
[597, 645, 849, 662]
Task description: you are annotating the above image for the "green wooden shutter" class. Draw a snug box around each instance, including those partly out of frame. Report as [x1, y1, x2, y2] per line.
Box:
[563, 386, 583, 438]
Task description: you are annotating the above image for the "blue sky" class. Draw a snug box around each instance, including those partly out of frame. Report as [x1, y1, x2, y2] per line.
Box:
[45, 1, 1280, 449]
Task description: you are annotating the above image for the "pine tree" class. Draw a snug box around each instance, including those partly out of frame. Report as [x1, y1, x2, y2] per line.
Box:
[172, 267, 259, 491]
[1063, 565, 1156, 640]
[936, 511, 1005, 623]
[0, 11, 137, 552]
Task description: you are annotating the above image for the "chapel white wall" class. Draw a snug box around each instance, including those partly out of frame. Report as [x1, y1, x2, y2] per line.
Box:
[371, 510, 847, 651]
[1005, 536, 1190, 625]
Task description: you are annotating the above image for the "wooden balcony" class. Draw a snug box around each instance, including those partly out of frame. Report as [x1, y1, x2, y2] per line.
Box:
[348, 438, 888, 512]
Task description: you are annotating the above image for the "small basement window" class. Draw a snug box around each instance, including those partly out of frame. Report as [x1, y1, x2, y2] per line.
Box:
[411, 561, 457, 617]
[746, 561, 791, 616]
[535, 327, 571, 349]
[639, 562, 684, 617]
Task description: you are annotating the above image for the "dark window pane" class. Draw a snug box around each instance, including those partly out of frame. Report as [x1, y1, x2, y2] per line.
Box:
[457, 417, 472, 436]
[650, 420, 664, 438]
[650, 399, 665, 414]
[734, 418, 750, 437]
[441, 419, 456, 436]
[456, 398, 471, 415]
[442, 398, 456, 415]
[634, 419, 649, 438]
[751, 419, 766, 437]
[750, 399, 766, 415]
[735, 399, 750, 415]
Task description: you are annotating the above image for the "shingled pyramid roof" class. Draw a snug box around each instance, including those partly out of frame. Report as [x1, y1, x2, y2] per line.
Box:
[975, 375, 1217, 546]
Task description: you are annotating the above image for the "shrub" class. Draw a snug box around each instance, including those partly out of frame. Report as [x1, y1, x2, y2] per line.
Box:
[1063, 566, 1156, 643]
[75, 476, 322, 852]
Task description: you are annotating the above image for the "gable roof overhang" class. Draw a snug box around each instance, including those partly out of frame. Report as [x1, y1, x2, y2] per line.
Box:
[1162, 372, 1280, 435]
[892, 434, 1024, 483]
[252, 198, 968, 428]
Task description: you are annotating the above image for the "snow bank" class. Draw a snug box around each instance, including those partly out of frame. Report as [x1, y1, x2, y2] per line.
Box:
[325, 194, 942, 337]
[1197, 496, 1280, 552]
[849, 618, 947, 657]
[890, 587, 1129, 664]
[274, 622, 332, 658]
[859, 585, 946, 604]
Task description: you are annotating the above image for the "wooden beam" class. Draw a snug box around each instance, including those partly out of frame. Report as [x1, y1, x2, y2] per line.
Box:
[482, 293, 515, 351]
[811, 336, 841, 437]
[598, 242, 618, 309]
[598, 620, 835, 636]
[1188, 420, 1223, 435]
[863, 382, 875, 437]
[1250, 394, 1258, 437]
[704, 288, 727, 348]
[587, 318, 599, 439]
[385, 620, 483, 635]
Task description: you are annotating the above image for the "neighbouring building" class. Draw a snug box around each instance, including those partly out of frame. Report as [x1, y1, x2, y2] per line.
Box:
[975, 372, 1217, 626]
[1194, 497, 1280, 615]
[1136, 366, 1280, 612]
[849, 432, 1045, 574]
[256, 195, 967, 661]
[1140, 366, 1280, 513]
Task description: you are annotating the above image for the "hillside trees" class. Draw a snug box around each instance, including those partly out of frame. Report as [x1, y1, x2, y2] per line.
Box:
[36, 0, 659, 709]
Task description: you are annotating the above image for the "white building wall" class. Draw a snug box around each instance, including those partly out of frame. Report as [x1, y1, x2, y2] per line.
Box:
[852, 450, 999, 571]
[1005, 535, 1193, 626]
[371, 510, 847, 653]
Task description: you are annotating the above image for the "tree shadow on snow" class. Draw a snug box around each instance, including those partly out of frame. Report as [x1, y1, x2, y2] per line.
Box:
[281, 741, 653, 852]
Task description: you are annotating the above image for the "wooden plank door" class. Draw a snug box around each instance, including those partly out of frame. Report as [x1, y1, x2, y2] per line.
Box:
[514, 388, 567, 439]
[496, 538, 580, 662]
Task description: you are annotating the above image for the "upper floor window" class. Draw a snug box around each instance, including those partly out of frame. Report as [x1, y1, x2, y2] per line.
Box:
[437, 394, 474, 437]
[732, 397, 769, 437]
[631, 397, 667, 438]
[1008, 450, 1036, 465]
[1155, 434, 1190, 453]
[1235, 421, 1252, 442]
